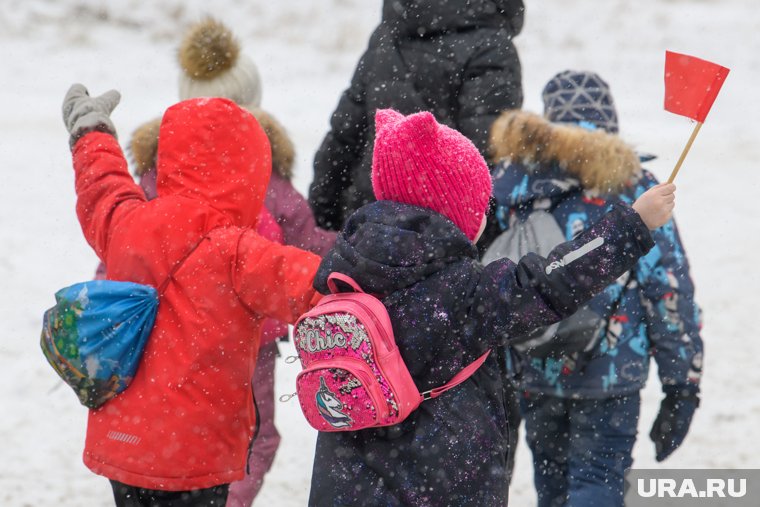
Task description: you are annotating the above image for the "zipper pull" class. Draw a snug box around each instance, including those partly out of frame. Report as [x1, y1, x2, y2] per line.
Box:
[284, 355, 299, 364]
[279, 392, 297, 402]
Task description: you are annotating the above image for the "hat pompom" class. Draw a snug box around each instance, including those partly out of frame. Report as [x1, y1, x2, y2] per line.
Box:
[178, 18, 240, 80]
[177, 18, 262, 109]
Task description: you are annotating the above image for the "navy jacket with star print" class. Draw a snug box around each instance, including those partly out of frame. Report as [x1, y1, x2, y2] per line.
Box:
[486, 110, 704, 399]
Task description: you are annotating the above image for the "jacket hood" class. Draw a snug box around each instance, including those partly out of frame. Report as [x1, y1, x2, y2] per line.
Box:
[382, 0, 524, 37]
[315, 201, 477, 297]
[489, 110, 641, 195]
[156, 97, 271, 227]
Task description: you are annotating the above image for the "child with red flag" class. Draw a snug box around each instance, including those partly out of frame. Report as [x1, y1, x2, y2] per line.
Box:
[486, 70, 704, 507]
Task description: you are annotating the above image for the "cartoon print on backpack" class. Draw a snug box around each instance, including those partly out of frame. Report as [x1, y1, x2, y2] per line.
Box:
[42, 285, 123, 405]
[41, 278, 159, 409]
[294, 302, 403, 432]
[316, 377, 353, 429]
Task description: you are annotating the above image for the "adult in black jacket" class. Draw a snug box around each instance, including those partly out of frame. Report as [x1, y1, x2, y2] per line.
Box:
[309, 0, 524, 230]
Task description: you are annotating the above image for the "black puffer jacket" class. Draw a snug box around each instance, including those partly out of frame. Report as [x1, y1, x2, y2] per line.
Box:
[307, 200, 653, 506]
[309, 0, 524, 230]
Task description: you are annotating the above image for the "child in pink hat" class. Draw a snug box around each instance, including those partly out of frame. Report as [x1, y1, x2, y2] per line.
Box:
[306, 109, 675, 506]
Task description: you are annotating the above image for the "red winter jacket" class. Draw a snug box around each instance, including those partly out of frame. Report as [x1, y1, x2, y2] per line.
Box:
[255, 206, 288, 345]
[71, 98, 321, 491]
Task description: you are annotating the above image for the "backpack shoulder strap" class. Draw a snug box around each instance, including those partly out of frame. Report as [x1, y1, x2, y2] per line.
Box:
[326, 272, 365, 294]
[422, 350, 491, 401]
[325, 272, 491, 402]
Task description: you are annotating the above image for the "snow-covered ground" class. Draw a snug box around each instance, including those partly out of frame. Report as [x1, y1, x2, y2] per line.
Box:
[0, 1, 757, 505]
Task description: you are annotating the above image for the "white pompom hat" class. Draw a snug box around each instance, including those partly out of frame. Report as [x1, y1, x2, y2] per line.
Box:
[177, 18, 262, 109]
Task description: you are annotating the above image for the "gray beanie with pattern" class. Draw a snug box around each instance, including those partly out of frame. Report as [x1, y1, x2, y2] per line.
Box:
[542, 70, 618, 133]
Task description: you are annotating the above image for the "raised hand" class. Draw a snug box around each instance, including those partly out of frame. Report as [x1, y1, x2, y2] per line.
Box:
[62, 83, 121, 148]
[632, 183, 676, 230]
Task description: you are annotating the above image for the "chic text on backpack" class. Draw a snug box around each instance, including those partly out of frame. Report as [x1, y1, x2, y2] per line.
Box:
[292, 273, 489, 432]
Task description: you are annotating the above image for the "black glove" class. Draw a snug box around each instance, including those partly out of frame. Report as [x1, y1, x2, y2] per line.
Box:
[62, 83, 121, 148]
[649, 384, 700, 462]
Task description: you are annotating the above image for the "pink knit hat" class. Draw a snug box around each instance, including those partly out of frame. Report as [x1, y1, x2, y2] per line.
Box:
[371, 109, 492, 241]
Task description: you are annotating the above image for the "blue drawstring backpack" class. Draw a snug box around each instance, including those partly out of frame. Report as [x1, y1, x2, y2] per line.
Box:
[41, 280, 158, 409]
[41, 237, 208, 409]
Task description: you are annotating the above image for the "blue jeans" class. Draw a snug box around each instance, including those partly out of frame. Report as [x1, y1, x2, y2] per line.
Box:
[520, 392, 640, 507]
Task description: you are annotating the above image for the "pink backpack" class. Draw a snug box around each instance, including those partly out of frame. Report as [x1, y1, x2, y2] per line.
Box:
[292, 272, 490, 432]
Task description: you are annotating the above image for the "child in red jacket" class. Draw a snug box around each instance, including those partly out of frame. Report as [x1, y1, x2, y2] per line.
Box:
[117, 107, 337, 506]
[62, 84, 322, 505]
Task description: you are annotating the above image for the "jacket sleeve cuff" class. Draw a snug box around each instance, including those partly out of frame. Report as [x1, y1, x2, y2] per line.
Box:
[70, 123, 118, 150]
[613, 201, 655, 254]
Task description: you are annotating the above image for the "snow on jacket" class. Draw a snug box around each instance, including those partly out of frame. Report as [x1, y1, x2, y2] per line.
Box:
[309, 0, 524, 230]
[71, 98, 321, 491]
[487, 111, 704, 398]
[253, 109, 337, 343]
[96, 170, 291, 344]
[255, 207, 288, 346]
[251, 107, 338, 256]
[113, 108, 334, 345]
[307, 199, 652, 506]
[250, 108, 337, 343]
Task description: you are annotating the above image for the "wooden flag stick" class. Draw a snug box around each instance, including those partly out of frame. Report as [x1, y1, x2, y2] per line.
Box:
[668, 121, 703, 183]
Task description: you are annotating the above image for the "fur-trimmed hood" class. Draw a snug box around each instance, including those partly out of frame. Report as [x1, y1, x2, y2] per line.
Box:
[248, 108, 295, 180]
[129, 118, 161, 177]
[489, 110, 640, 194]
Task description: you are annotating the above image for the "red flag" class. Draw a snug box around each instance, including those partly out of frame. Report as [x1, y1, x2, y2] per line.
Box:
[664, 51, 729, 122]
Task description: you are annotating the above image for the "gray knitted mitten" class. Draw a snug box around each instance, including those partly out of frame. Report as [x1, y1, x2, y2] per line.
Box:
[62, 83, 121, 148]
